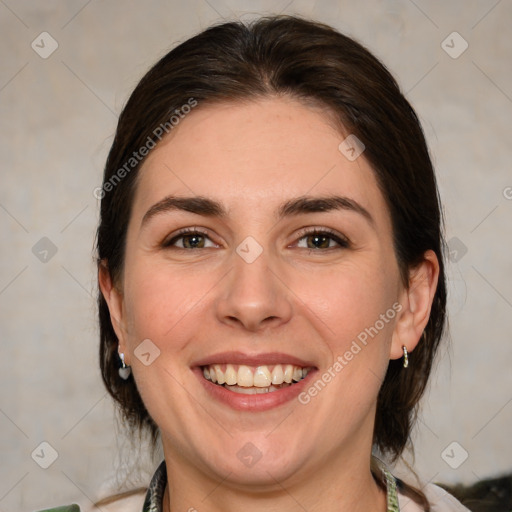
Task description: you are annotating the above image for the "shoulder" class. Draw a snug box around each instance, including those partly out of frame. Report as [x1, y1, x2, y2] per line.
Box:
[34, 507, 81, 512]
[36, 491, 145, 512]
[397, 482, 472, 512]
[84, 491, 146, 512]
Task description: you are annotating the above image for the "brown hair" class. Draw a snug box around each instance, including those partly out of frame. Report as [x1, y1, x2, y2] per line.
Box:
[96, 15, 446, 509]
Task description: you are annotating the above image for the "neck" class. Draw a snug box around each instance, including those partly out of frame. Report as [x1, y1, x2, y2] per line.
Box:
[162, 446, 388, 512]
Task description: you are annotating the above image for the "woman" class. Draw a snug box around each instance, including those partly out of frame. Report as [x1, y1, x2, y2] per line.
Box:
[41, 15, 470, 512]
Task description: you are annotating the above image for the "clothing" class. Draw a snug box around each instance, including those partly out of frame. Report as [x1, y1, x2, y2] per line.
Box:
[38, 459, 471, 512]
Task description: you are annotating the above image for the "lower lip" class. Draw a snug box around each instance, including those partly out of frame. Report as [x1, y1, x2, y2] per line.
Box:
[193, 367, 317, 411]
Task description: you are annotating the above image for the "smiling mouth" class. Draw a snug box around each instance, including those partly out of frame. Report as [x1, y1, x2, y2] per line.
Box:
[201, 363, 312, 394]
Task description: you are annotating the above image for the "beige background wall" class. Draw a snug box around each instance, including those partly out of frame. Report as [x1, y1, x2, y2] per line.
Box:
[1, 1, 511, 510]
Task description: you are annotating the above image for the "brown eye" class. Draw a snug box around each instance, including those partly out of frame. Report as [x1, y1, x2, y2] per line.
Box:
[181, 234, 206, 248]
[296, 229, 349, 250]
[164, 229, 216, 249]
[306, 234, 332, 249]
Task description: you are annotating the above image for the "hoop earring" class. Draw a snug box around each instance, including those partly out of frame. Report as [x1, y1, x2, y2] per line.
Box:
[118, 352, 131, 380]
[402, 346, 409, 368]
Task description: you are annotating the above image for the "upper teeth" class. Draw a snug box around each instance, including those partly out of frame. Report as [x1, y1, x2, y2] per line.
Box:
[202, 364, 310, 387]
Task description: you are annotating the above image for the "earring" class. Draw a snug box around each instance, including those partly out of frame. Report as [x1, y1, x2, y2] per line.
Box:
[118, 352, 131, 380]
[402, 346, 409, 368]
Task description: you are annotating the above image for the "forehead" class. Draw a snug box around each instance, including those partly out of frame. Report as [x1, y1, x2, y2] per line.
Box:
[132, 97, 389, 226]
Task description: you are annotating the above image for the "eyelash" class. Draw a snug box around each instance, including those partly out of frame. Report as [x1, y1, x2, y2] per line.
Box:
[162, 227, 215, 249]
[294, 227, 350, 250]
[162, 227, 350, 251]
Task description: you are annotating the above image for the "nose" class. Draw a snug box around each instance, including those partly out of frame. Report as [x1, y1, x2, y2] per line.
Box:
[214, 247, 293, 332]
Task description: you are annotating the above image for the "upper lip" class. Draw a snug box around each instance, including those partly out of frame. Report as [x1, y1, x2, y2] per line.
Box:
[192, 351, 317, 368]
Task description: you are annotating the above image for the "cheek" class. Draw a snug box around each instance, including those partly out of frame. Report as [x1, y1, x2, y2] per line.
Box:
[122, 259, 211, 345]
[295, 262, 398, 350]
[292, 266, 399, 443]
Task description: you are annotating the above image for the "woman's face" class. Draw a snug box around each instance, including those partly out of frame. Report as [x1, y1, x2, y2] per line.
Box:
[102, 97, 428, 487]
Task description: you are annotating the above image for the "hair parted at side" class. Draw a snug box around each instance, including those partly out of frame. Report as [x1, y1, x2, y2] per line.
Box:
[97, 12, 446, 495]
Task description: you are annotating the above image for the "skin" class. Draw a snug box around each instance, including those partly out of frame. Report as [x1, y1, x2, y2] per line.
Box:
[99, 96, 439, 512]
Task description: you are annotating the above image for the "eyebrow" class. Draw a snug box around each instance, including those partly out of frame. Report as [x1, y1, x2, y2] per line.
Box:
[141, 194, 374, 228]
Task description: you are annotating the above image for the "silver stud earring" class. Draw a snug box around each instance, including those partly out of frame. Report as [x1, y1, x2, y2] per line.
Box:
[402, 346, 409, 368]
[118, 352, 131, 380]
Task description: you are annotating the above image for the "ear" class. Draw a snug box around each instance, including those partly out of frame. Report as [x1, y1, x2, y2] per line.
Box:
[98, 260, 130, 361]
[390, 250, 440, 360]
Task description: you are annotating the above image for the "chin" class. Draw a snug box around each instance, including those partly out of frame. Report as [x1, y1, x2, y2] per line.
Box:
[199, 434, 309, 488]
[211, 458, 304, 490]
